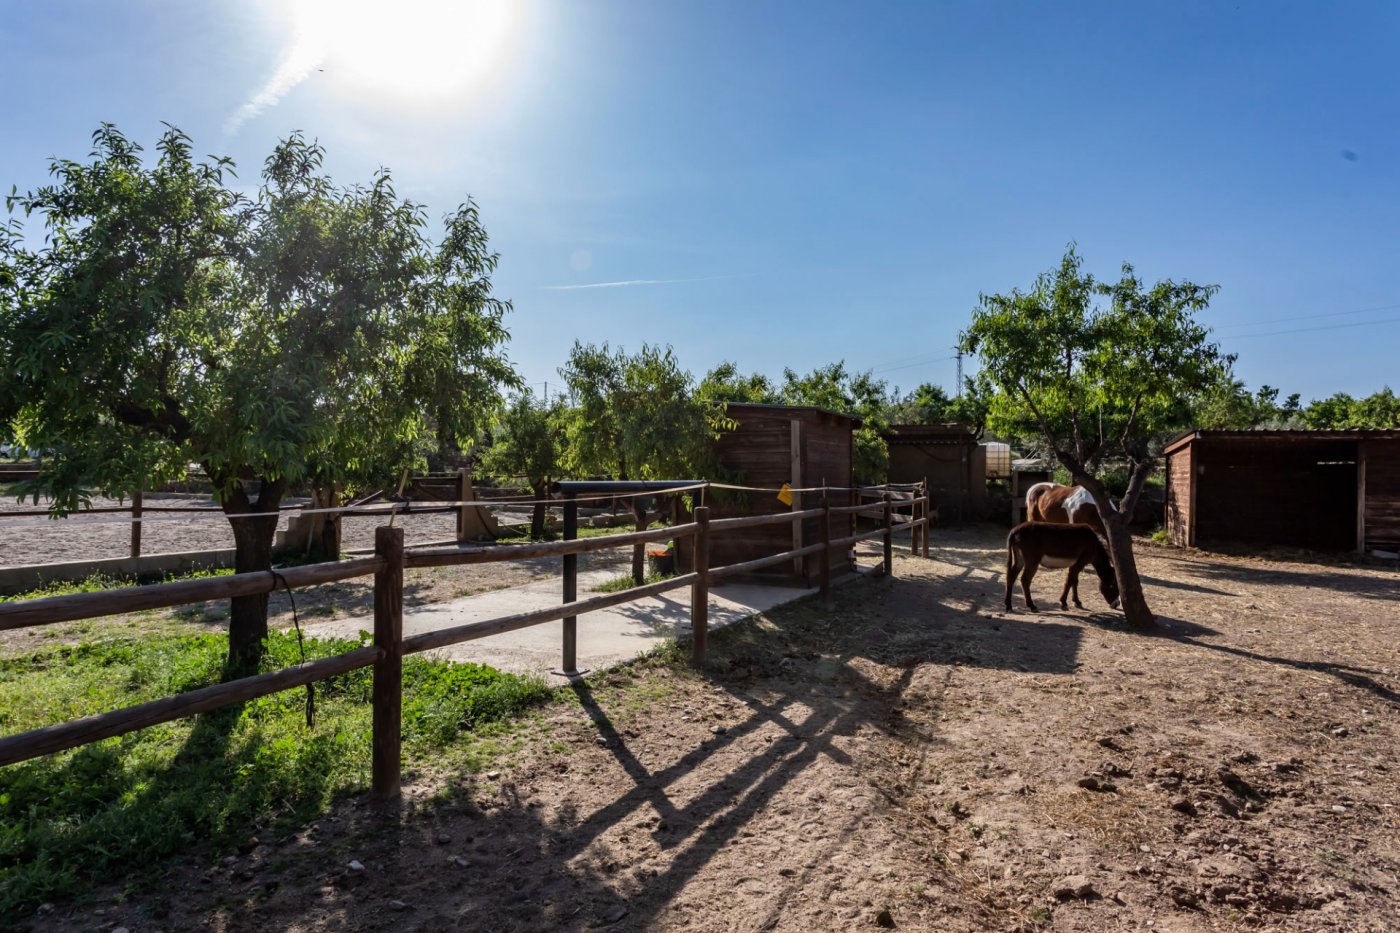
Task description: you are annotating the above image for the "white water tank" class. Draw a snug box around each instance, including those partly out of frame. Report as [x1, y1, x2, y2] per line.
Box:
[983, 442, 1011, 479]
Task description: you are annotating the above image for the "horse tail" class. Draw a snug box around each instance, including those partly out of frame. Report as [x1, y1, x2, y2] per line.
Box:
[1025, 482, 1053, 522]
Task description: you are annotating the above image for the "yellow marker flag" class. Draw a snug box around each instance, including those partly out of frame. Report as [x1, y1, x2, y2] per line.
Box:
[777, 483, 793, 506]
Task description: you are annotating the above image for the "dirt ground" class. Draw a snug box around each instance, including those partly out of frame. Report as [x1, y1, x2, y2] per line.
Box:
[18, 527, 1400, 932]
[0, 493, 515, 568]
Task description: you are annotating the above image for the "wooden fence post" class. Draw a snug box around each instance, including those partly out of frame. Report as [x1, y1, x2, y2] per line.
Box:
[910, 488, 920, 556]
[922, 478, 931, 558]
[561, 494, 579, 674]
[456, 467, 470, 543]
[371, 525, 404, 800]
[130, 489, 143, 560]
[883, 490, 893, 577]
[820, 492, 832, 609]
[690, 506, 710, 665]
[631, 498, 646, 586]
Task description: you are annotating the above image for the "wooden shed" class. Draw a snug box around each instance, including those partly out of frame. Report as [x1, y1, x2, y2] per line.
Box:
[881, 424, 986, 521]
[1163, 429, 1400, 555]
[685, 403, 859, 586]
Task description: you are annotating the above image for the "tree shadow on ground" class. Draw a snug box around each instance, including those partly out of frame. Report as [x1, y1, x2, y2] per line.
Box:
[1156, 556, 1400, 604]
[1148, 615, 1400, 712]
[81, 569, 1043, 932]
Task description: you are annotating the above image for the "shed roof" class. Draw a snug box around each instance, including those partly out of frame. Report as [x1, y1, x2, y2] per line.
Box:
[723, 401, 862, 428]
[1164, 428, 1400, 456]
[881, 423, 978, 444]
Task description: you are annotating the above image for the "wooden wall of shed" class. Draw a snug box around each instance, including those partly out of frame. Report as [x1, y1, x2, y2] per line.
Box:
[697, 408, 855, 585]
[886, 442, 985, 521]
[1164, 445, 1194, 547]
[1361, 439, 1400, 552]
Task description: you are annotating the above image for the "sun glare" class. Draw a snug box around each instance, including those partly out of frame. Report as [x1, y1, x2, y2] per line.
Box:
[292, 0, 518, 102]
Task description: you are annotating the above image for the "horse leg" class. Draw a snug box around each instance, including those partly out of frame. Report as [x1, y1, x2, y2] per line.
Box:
[1064, 557, 1090, 609]
[1020, 559, 1039, 612]
[1004, 546, 1022, 612]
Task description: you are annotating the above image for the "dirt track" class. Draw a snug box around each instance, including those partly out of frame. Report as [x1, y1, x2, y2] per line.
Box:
[0, 493, 483, 569]
[23, 528, 1400, 931]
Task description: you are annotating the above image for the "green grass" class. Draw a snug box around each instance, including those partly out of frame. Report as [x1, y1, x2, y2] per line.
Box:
[0, 567, 233, 603]
[593, 570, 676, 593]
[0, 631, 550, 919]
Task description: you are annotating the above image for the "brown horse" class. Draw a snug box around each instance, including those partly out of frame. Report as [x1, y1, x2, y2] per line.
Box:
[1025, 482, 1105, 537]
[1004, 521, 1120, 613]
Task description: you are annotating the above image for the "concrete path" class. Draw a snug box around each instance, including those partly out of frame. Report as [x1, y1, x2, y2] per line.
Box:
[303, 568, 819, 680]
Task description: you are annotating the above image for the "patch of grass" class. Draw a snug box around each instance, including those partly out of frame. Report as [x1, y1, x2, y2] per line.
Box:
[0, 631, 550, 919]
[593, 570, 675, 593]
[1150, 528, 1171, 545]
[0, 567, 234, 603]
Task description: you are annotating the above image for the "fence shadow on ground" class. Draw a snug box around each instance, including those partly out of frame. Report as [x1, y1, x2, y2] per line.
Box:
[74, 566, 1058, 931]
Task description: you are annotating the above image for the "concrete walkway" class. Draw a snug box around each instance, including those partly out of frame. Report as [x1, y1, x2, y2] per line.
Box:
[303, 568, 820, 680]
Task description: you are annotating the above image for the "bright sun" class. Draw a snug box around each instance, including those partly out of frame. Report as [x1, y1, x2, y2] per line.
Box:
[292, 0, 519, 101]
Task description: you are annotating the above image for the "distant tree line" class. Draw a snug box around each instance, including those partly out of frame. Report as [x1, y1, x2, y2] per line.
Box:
[1192, 381, 1399, 431]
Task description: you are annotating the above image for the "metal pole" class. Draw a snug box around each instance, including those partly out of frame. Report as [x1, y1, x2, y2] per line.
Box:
[690, 506, 710, 665]
[561, 494, 579, 674]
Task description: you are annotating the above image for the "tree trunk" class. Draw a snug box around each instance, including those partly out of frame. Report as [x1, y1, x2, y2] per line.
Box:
[221, 476, 288, 675]
[1101, 510, 1153, 626]
[530, 480, 548, 540]
[1072, 469, 1155, 627]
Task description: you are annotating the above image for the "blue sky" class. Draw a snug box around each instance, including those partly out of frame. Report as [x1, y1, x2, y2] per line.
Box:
[3, 0, 1397, 401]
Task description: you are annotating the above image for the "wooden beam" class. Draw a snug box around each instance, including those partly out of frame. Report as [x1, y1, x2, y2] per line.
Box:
[0, 557, 384, 632]
[371, 526, 404, 800]
[0, 647, 381, 768]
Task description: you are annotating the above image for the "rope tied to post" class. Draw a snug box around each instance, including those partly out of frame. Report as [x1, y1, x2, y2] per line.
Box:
[269, 569, 315, 729]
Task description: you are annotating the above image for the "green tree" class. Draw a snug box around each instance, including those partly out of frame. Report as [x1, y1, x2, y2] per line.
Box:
[1301, 387, 1399, 429]
[559, 342, 727, 480]
[886, 380, 990, 435]
[1193, 380, 1302, 429]
[1300, 393, 1356, 429]
[961, 247, 1228, 626]
[697, 361, 775, 405]
[0, 126, 516, 671]
[778, 362, 891, 484]
[480, 391, 565, 539]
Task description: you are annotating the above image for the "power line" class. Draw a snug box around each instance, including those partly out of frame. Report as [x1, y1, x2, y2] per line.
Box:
[1215, 300, 1400, 330]
[870, 354, 958, 375]
[1225, 315, 1400, 340]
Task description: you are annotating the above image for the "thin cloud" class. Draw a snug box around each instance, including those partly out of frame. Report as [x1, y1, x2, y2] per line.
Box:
[225, 19, 325, 135]
[542, 275, 730, 291]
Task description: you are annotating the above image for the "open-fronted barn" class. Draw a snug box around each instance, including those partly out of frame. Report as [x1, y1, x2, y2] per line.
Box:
[1163, 429, 1400, 555]
[881, 424, 985, 521]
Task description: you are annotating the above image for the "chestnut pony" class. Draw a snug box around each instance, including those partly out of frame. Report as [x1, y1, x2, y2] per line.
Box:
[1004, 521, 1120, 613]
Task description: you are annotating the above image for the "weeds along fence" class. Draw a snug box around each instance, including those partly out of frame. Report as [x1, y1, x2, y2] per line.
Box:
[0, 484, 930, 796]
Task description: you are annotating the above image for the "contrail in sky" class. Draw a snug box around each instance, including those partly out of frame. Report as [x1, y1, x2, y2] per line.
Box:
[225, 17, 325, 135]
[542, 276, 730, 291]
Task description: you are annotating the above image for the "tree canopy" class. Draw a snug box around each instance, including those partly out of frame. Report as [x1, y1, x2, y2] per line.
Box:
[479, 390, 565, 538]
[558, 342, 730, 481]
[0, 125, 517, 668]
[961, 246, 1228, 625]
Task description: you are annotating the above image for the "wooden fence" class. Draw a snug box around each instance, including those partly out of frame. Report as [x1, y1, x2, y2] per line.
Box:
[0, 486, 929, 799]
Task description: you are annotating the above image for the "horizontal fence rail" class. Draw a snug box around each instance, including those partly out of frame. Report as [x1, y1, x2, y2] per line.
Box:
[0, 482, 932, 794]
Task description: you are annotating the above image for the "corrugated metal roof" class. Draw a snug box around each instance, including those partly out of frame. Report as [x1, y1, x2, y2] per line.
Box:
[1164, 428, 1400, 455]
